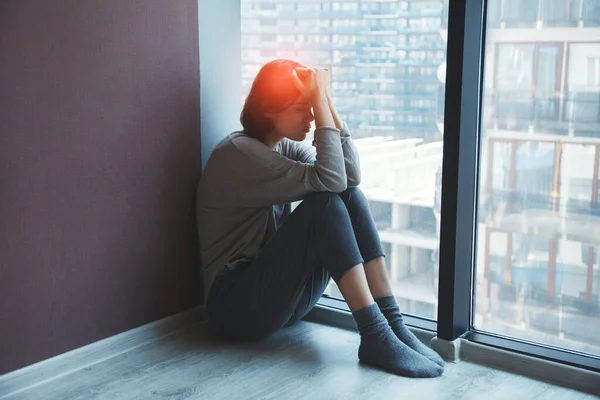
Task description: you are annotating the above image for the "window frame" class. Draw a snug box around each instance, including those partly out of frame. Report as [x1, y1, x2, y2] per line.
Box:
[438, 0, 600, 373]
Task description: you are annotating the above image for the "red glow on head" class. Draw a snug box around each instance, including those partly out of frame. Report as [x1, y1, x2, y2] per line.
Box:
[241, 59, 308, 138]
[253, 59, 306, 112]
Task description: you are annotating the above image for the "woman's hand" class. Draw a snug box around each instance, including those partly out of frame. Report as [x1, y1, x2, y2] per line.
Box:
[291, 67, 330, 106]
[292, 67, 335, 129]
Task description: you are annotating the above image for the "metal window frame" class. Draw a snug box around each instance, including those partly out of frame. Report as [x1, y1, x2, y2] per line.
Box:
[443, 0, 600, 374]
[466, 330, 600, 372]
[316, 0, 600, 374]
[435, 0, 484, 342]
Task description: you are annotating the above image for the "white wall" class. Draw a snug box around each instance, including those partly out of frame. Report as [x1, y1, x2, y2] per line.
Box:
[199, 0, 242, 170]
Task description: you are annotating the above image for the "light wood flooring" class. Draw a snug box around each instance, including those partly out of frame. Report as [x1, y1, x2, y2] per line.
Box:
[7, 320, 598, 400]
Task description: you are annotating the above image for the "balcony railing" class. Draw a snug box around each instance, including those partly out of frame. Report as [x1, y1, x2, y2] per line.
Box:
[485, 188, 600, 218]
[487, 0, 600, 28]
[484, 89, 600, 138]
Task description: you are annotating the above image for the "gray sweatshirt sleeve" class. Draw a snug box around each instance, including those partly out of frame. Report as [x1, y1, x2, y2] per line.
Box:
[339, 121, 361, 187]
[295, 121, 361, 187]
[221, 126, 348, 207]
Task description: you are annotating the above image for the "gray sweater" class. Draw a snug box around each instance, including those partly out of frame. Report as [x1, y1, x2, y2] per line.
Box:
[196, 122, 361, 301]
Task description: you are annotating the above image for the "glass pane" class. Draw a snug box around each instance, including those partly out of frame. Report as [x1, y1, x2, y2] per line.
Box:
[567, 43, 600, 135]
[495, 44, 534, 130]
[241, 0, 450, 320]
[475, 0, 600, 356]
[597, 148, 600, 202]
[536, 46, 559, 120]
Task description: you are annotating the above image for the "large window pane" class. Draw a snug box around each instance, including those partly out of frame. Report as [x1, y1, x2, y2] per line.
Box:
[241, 0, 449, 320]
[596, 147, 600, 202]
[475, 0, 600, 355]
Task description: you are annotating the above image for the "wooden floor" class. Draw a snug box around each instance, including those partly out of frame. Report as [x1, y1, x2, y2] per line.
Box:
[10, 321, 597, 400]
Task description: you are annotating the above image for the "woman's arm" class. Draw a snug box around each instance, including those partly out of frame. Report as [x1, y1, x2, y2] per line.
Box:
[290, 67, 361, 188]
[287, 95, 362, 188]
[328, 95, 345, 133]
[200, 127, 348, 209]
[327, 95, 362, 187]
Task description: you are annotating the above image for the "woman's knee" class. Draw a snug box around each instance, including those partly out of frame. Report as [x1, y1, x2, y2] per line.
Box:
[339, 186, 367, 204]
[342, 186, 361, 195]
[303, 191, 346, 212]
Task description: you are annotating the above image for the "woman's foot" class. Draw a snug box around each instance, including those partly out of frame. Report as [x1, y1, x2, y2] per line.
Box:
[353, 304, 443, 378]
[375, 295, 445, 367]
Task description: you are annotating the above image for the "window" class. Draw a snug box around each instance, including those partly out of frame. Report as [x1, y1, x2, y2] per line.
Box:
[587, 56, 600, 86]
[492, 43, 563, 130]
[258, 3, 275, 11]
[495, 44, 534, 90]
[276, 34, 296, 43]
[475, 2, 600, 358]
[259, 34, 276, 42]
[259, 18, 276, 26]
[409, 17, 441, 29]
[277, 4, 295, 13]
[241, 35, 261, 47]
[307, 35, 330, 45]
[563, 43, 600, 130]
[297, 3, 320, 12]
[568, 43, 600, 90]
[332, 34, 356, 46]
[332, 2, 358, 12]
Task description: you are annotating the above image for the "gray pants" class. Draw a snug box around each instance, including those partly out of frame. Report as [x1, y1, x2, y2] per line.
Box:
[206, 187, 385, 341]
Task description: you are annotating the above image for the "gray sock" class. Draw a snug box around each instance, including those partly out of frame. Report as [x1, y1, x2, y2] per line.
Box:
[375, 295, 444, 367]
[352, 303, 443, 378]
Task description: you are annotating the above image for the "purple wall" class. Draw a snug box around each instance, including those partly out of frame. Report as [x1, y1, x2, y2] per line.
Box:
[0, 0, 202, 374]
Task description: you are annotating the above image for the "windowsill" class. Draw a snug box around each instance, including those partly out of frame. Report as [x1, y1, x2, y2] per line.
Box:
[306, 301, 600, 396]
[317, 296, 437, 332]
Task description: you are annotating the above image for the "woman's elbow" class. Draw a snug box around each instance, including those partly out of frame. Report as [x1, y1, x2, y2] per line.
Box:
[335, 180, 348, 193]
[350, 170, 361, 187]
[326, 176, 347, 193]
[315, 166, 347, 193]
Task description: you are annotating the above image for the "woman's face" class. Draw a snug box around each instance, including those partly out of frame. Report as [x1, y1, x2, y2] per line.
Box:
[267, 95, 315, 142]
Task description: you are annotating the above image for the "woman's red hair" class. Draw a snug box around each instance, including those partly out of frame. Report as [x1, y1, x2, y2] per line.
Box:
[240, 59, 307, 139]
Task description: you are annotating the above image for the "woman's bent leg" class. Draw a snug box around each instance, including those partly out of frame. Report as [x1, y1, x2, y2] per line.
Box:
[337, 187, 393, 297]
[337, 187, 385, 265]
[283, 265, 331, 328]
[337, 187, 444, 367]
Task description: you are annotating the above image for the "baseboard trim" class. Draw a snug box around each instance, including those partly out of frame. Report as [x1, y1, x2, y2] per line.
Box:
[0, 306, 205, 400]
